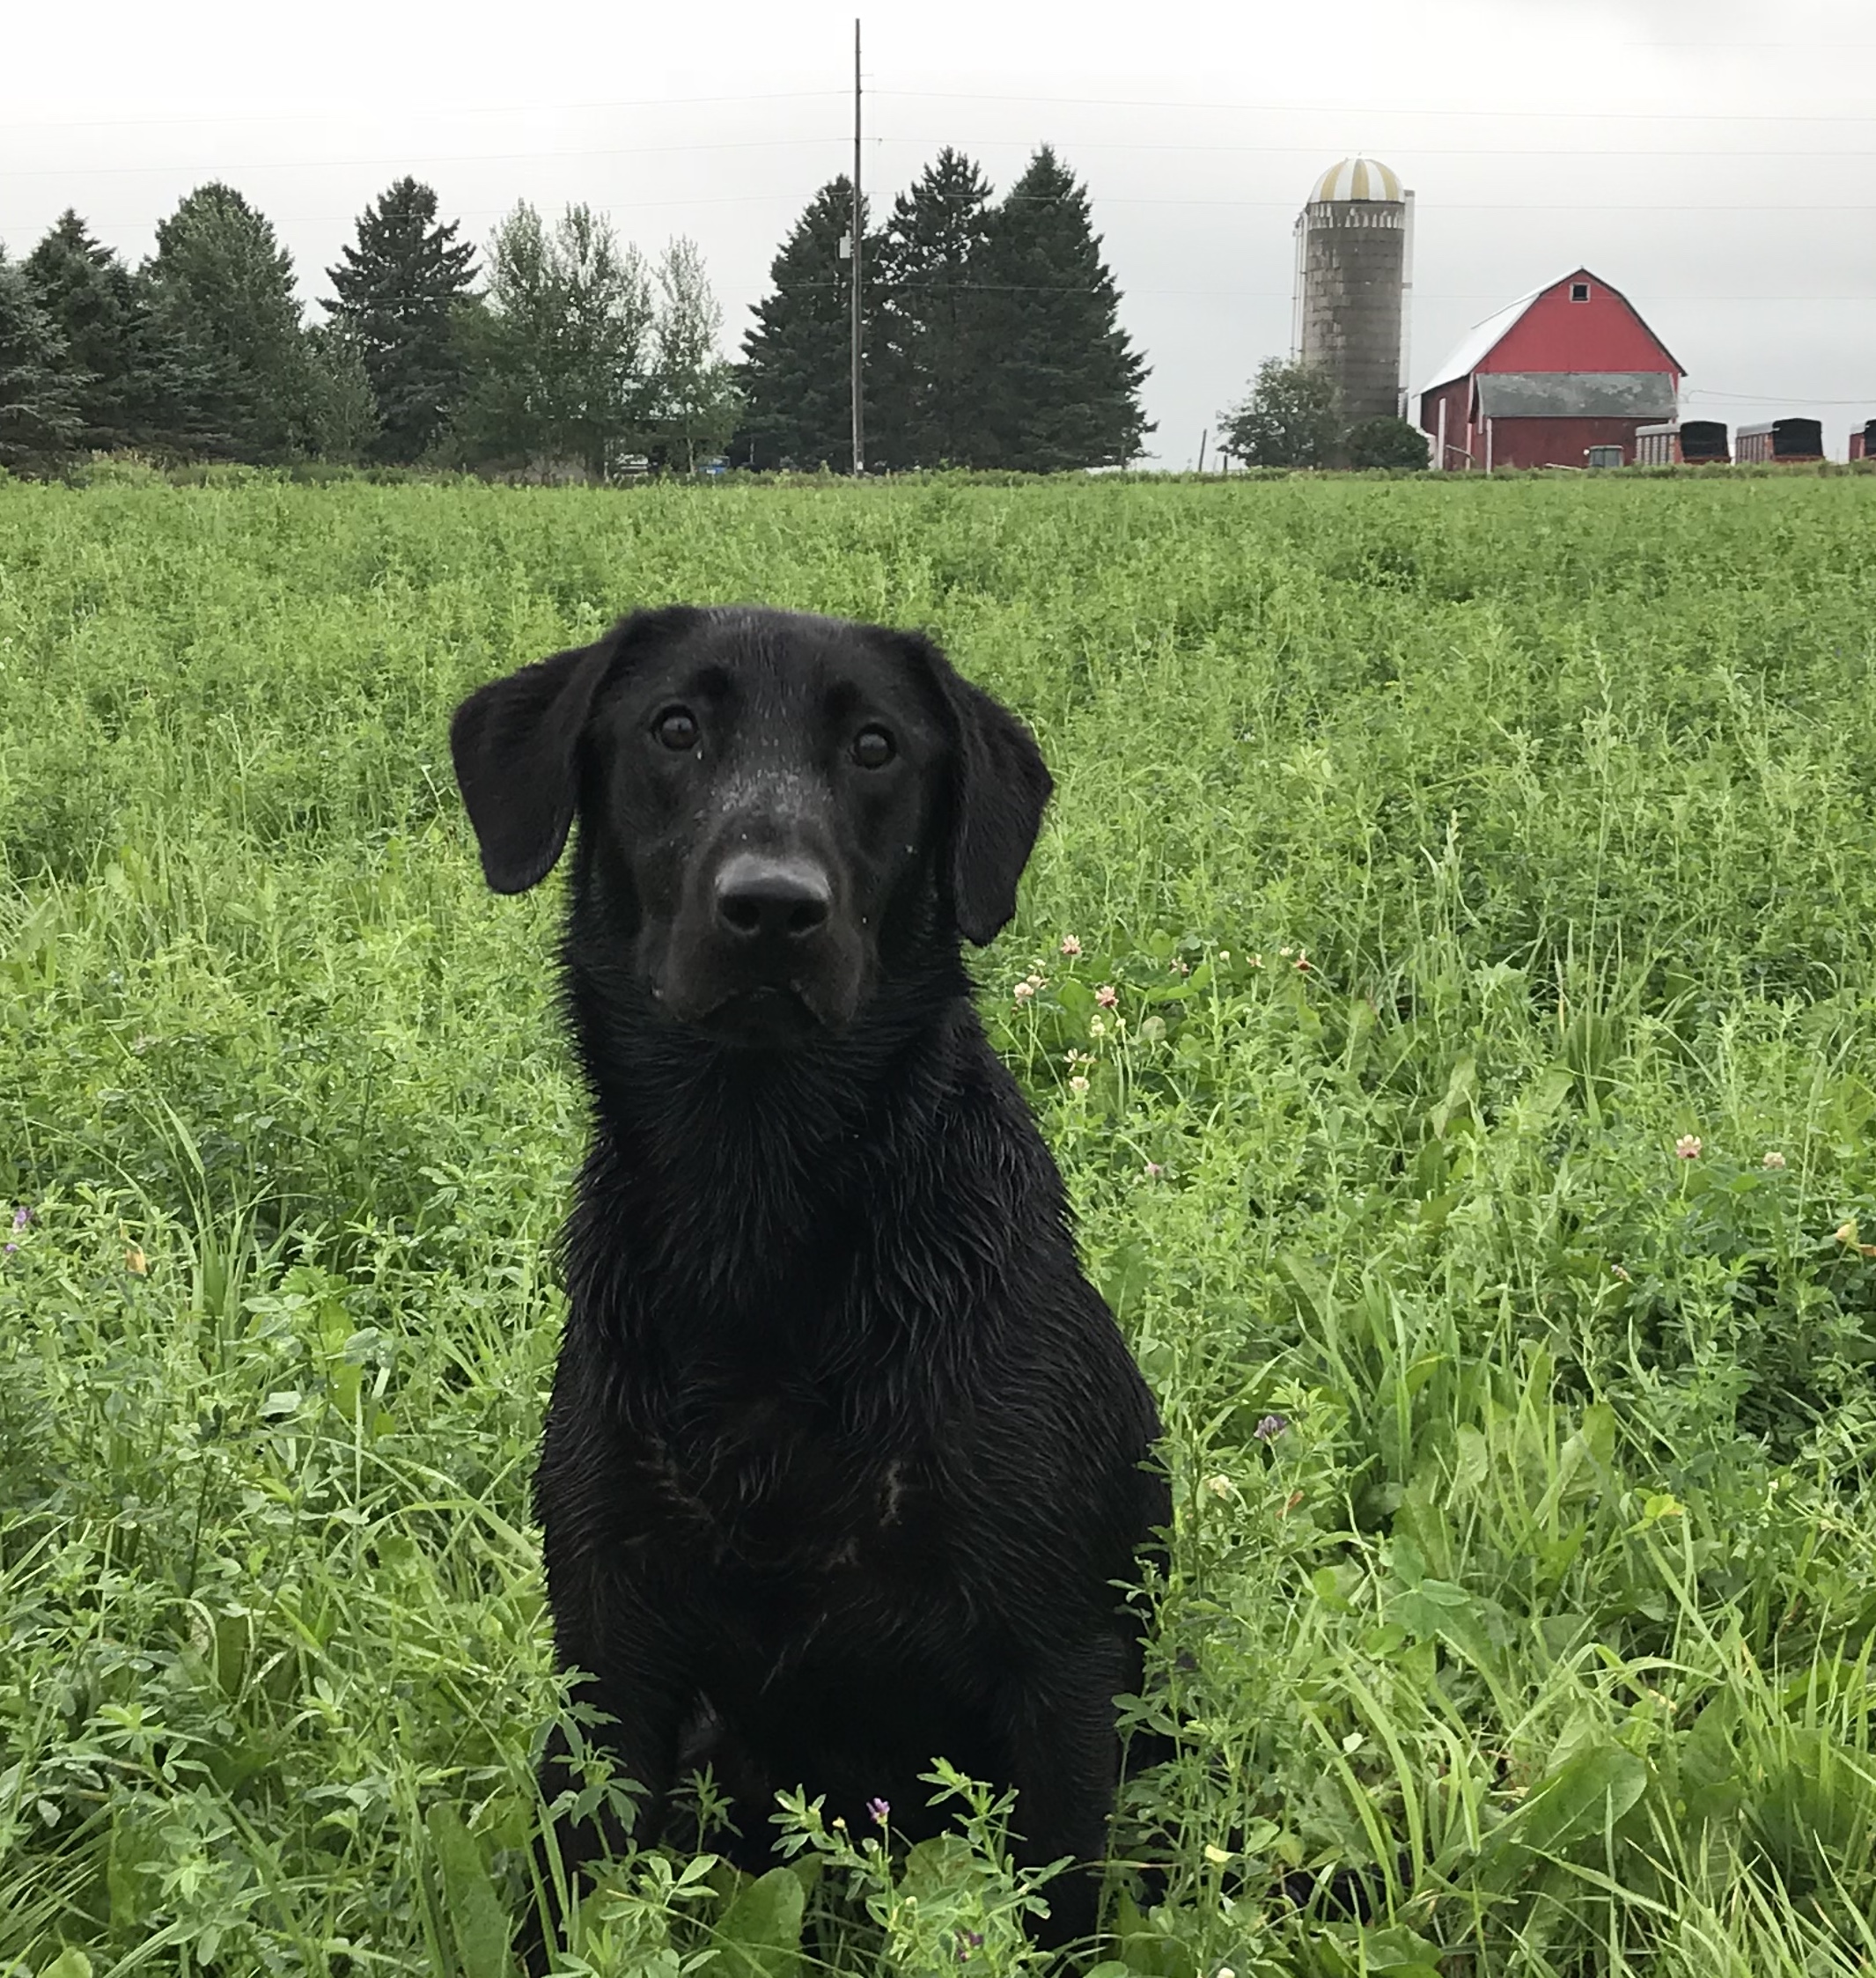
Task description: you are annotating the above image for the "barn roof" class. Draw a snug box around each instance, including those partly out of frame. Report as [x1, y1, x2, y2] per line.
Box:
[1419, 270, 1681, 396]
[1473, 371, 1678, 419]
[1421, 286, 1546, 396]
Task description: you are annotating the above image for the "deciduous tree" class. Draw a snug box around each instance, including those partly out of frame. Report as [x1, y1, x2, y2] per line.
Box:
[1218, 357, 1340, 468]
[647, 238, 740, 473]
[452, 202, 652, 477]
[1343, 415, 1430, 469]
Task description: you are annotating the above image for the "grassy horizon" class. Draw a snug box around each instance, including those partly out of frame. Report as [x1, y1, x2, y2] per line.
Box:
[5, 473, 1876, 1975]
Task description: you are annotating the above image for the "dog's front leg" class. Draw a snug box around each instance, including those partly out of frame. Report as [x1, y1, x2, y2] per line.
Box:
[998, 1636, 1135, 1952]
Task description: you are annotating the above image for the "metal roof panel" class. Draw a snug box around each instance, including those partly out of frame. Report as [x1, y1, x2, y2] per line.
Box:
[1473, 371, 1679, 419]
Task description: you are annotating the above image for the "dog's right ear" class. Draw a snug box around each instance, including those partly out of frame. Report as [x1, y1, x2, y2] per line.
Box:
[450, 608, 699, 893]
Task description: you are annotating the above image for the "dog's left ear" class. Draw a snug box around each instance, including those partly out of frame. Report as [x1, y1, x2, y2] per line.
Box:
[451, 607, 702, 893]
[894, 632, 1054, 946]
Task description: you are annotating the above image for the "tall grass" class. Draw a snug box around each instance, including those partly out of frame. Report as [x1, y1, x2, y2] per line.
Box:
[4, 473, 1876, 1975]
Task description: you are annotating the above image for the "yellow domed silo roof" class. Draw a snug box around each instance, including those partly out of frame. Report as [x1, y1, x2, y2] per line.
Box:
[1310, 157, 1404, 202]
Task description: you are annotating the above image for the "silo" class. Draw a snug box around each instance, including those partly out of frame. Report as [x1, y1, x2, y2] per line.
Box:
[1292, 158, 1410, 426]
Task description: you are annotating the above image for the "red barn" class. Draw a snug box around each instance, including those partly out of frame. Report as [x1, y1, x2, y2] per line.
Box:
[1419, 269, 1682, 470]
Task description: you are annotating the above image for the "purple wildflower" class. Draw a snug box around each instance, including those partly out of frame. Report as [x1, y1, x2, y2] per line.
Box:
[1254, 1414, 1289, 1443]
[867, 1796, 890, 1827]
[11, 1206, 29, 1232]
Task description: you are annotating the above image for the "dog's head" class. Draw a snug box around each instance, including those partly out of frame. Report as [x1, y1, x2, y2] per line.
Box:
[450, 607, 1053, 1048]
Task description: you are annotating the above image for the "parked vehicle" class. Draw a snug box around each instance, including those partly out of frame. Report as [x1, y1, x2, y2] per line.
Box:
[1635, 420, 1730, 465]
[1734, 418, 1823, 464]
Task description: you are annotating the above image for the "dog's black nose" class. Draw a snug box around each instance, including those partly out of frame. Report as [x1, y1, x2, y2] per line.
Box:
[714, 854, 832, 943]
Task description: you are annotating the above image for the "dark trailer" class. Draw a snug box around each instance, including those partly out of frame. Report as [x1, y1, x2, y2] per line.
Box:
[1735, 417, 1824, 463]
[1635, 419, 1730, 465]
[1850, 419, 1876, 462]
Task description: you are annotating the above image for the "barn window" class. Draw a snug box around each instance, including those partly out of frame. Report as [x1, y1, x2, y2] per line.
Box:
[1571, 282, 1591, 302]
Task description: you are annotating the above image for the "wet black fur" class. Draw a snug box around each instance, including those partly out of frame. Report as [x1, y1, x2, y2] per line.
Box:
[450, 607, 1168, 1959]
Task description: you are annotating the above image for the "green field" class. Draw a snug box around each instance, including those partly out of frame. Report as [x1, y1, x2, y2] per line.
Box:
[6, 473, 1876, 1977]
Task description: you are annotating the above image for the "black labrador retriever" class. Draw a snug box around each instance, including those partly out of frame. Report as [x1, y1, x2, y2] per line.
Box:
[450, 605, 1167, 1956]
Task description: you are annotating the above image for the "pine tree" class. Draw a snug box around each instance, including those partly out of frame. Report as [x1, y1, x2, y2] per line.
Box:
[326, 178, 476, 463]
[23, 210, 217, 456]
[146, 182, 315, 460]
[735, 178, 883, 471]
[0, 250, 85, 470]
[874, 150, 996, 468]
[972, 147, 1150, 470]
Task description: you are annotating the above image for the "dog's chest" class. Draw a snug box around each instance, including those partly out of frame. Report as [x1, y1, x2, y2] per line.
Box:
[638, 1370, 934, 1573]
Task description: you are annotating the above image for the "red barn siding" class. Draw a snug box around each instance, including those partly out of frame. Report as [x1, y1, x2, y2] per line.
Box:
[1422, 379, 1475, 467]
[1479, 276, 1680, 375]
[1483, 416, 1655, 470]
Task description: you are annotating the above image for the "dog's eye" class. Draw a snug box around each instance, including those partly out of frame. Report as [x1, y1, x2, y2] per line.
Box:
[654, 707, 699, 752]
[851, 725, 895, 769]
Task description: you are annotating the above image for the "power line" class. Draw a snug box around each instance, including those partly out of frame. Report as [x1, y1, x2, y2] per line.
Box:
[873, 86, 1876, 126]
[18, 137, 1876, 176]
[5, 90, 847, 134]
[863, 136, 1876, 161]
[0, 137, 856, 180]
[758, 280, 1876, 303]
[1685, 388, 1876, 406]
[15, 81, 1870, 136]
[10, 134, 1876, 180]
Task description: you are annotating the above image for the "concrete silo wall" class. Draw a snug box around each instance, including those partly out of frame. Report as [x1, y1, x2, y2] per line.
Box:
[1298, 201, 1406, 427]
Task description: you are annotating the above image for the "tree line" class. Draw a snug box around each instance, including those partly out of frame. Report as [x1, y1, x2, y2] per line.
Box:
[0, 144, 1150, 477]
[0, 180, 734, 477]
[739, 145, 1147, 472]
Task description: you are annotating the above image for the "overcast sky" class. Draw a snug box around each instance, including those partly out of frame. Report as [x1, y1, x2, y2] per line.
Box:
[6, 0, 1872, 463]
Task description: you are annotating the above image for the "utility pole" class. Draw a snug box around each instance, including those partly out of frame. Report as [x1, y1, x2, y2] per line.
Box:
[850, 18, 865, 476]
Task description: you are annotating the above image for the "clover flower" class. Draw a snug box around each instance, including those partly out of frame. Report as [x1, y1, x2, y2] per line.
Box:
[1762, 1150, 1787, 1170]
[1144, 1161, 1165, 1180]
[1069, 1075, 1090, 1096]
[1095, 983, 1118, 1009]
[1059, 935, 1082, 957]
[1675, 1135, 1702, 1160]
